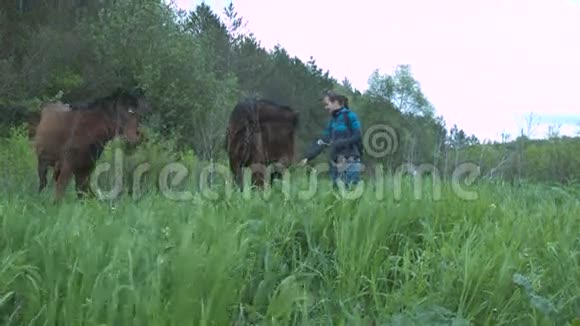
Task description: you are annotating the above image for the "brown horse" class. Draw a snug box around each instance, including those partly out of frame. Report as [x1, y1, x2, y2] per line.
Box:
[225, 98, 299, 188]
[33, 88, 149, 201]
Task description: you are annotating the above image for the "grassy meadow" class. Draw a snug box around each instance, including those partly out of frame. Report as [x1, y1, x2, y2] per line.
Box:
[0, 128, 579, 325]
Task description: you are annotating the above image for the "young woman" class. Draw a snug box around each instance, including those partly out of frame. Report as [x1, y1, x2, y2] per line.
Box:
[300, 91, 363, 188]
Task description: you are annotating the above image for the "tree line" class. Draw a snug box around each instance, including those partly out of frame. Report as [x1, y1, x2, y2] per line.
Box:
[1, 0, 578, 185]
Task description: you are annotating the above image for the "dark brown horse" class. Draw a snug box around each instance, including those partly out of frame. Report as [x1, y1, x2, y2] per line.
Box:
[33, 88, 149, 201]
[225, 98, 299, 188]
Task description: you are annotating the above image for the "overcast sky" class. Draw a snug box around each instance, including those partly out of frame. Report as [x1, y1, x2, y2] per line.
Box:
[170, 0, 580, 142]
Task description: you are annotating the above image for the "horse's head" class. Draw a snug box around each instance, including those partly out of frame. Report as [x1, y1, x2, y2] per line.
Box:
[121, 107, 141, 145]
[113, 88, 151, 145]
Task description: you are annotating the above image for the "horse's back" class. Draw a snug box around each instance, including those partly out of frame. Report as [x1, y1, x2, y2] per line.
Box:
[42, 101, 72, 113]
[226, 97, 299, 165]
[228, 98, 298, 129]
[33, 102, 75, 157]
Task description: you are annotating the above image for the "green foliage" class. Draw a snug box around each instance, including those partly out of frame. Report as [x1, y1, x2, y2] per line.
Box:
[453, 136, 580, 184]
[1, 0, 578, 185]
[0, 130, 579, 325]
[1, 1, 579, 324]
[367, 65, 435, 117]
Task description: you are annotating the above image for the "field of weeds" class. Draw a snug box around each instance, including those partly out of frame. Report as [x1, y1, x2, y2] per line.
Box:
[1, 129, 579, 325]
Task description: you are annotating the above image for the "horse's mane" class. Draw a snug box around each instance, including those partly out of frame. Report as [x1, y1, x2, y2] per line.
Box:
[67, 89, 140, 113]
[242, 97, 299, 129]
[255, 98, 294, 112]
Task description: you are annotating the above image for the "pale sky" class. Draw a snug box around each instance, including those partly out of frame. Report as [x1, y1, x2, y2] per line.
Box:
[169, 0, 580, 142]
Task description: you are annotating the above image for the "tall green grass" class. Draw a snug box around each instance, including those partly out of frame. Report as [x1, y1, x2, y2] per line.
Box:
[1, 128, 579, 325]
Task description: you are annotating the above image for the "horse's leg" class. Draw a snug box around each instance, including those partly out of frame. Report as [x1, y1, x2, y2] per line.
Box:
[230, 138, 250, 189]
[53, 161, 61, 182]
[250, 164, 265, 188]
[229, 157, 240, 188]
[234, 164, 244, 189]
[37, 157, 49, 193]
[54, 161, 73, 202]
[270, 159, 287, 186]
[229, 155, 242, 189]
[249, 132, 266, 188]
[74, 168, 92, 199]
[271, 171, 282, 186]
